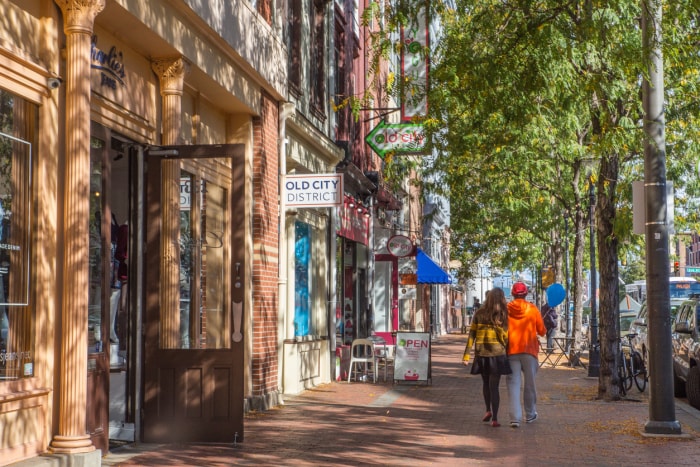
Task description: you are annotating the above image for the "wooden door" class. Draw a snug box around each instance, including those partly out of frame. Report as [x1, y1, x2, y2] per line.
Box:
[143, 145, 245, 443]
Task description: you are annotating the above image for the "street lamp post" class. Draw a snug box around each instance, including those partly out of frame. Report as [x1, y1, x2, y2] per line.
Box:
[642, 0, 680, 435]
[588, 176, 600, 377]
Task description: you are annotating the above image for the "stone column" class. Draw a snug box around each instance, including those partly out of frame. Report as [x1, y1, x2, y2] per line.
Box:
[50, 0, 104, 454]
[151, 58, 188, 348]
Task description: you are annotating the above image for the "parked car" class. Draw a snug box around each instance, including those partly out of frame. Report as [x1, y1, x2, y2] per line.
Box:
[671, 296, 700, 409]
[629, 298, 685, 367]
[619, 310, 639, 337]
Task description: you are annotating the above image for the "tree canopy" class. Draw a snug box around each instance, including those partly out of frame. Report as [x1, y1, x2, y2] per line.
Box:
[414, 0, 700, 399]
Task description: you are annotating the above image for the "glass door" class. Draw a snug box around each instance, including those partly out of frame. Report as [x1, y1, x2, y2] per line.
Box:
[143, 144, 245, 443]
[88, 123, 137, 450]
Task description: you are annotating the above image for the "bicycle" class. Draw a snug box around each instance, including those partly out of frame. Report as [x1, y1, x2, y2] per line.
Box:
[627, 333, 647, 392]
[618, 333, 647, 394]
[616, 336, 629, 396]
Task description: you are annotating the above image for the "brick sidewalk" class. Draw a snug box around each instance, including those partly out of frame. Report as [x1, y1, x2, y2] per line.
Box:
[104, 333, 700, 466]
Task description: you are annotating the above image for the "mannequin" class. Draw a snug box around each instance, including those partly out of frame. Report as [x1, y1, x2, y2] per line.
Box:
[109, 217, 128, 343]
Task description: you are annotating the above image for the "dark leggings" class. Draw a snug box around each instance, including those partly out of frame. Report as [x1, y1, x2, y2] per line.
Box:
[481, 372, 502, 420]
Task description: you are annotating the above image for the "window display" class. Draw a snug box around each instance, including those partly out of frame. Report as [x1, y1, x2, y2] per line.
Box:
[0, 88, 36, 380]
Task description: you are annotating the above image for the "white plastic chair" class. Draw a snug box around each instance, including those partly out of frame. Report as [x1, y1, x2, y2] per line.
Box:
[347, 338, 376, 383]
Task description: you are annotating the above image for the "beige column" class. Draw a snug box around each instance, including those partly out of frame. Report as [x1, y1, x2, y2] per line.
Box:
[152, 58, 189, 348]
[50, 0, 104, 454]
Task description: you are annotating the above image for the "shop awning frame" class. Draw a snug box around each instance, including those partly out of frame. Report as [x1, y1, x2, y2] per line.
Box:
[416, 248, 451, 284]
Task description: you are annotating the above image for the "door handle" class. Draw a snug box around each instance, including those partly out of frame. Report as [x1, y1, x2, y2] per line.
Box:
[232, 300, 243, 342]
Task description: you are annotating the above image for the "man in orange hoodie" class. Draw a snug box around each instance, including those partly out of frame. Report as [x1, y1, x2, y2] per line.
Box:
[506, 282, 546, 428]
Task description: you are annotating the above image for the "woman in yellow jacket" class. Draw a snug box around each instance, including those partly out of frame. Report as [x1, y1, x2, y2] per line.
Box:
[506, 282, 546, 428]
[463, 288, 511, 427]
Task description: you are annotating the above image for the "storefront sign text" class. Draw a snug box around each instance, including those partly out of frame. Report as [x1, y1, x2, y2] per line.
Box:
[285, 174, 343, 208]
[0, 350, 32, 366]
[387, 235, 414, 257]
[91, 35, 126, 89]
[394, 332, 430, 382]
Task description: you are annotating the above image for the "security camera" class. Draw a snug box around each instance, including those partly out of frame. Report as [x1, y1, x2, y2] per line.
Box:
[47, 77, 63, 89]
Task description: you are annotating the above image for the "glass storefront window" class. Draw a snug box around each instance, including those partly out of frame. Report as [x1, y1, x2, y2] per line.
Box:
[179, 172, 193, 348]
[177, 171, 230, 349]
[294, 221, 311, 337]
[88, 137, 104, 354]
[0, 88, 36, 380]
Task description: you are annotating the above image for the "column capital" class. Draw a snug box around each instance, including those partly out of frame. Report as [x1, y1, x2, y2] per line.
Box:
[55, 0, 105, 35]
[152, 58, 190, 96]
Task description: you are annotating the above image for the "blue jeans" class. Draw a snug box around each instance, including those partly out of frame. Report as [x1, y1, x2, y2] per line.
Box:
[546, 328, 555, 351]
[507, 353, 539, 423]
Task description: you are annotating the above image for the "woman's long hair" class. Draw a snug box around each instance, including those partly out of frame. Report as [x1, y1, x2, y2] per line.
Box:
[475, 288, 509, 329]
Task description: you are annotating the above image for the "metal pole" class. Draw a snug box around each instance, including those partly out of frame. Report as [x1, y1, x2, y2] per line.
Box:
[564, 214, 571, 338]
[642, 0, 681, 435]
[587, 176, 600, 377]
[480, 267, 484, 302]
[328, 207, 338, 380]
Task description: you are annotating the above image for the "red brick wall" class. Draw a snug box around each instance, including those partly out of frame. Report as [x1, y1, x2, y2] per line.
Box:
[256, 0, 272, 25]
[251, 91, 280, 396]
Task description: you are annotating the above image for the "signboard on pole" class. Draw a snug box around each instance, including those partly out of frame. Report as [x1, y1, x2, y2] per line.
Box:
[394, 332, 431, 384]
[284, 174, 343, 208]
[541, 267, 554, 289]
[365, 121, 426, 159]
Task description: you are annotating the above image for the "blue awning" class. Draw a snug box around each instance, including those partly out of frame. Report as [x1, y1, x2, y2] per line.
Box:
[416, 248, 451, 284]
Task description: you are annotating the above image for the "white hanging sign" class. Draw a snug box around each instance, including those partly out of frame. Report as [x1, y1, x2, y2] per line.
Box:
[284, 174, 344, 208]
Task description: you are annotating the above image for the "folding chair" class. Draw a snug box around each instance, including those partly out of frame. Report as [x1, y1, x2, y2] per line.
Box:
[539, 340, 558, 368]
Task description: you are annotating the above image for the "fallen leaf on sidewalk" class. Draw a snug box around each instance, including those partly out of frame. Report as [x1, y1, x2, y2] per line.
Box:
[585, 419, 697, 444]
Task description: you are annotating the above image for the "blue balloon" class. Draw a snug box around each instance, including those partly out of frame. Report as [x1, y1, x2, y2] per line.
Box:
[546, 283, 566, 307]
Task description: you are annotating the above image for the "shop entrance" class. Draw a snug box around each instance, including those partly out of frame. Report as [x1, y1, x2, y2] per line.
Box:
[87, 123, 139, 452]
[142, 145, 245, 442]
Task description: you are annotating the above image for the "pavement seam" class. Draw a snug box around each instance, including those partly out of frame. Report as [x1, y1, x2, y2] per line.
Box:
[368, 385, 411, 407]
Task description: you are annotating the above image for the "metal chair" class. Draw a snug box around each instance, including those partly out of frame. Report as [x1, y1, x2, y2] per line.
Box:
[347, 338, 376, 383]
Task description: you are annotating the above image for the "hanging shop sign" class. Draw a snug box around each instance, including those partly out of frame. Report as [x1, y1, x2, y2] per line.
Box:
[387, 234, 415, 257]
[400, 4, 429, 121]
[365, 121, 426, 159]
[284, 174, 343, 208]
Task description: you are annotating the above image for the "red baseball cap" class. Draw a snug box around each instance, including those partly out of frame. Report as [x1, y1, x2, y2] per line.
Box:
[511, 282, 528, 296]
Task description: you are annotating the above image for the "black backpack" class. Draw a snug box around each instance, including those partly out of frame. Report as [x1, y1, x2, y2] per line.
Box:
[543, 306, 558, 330]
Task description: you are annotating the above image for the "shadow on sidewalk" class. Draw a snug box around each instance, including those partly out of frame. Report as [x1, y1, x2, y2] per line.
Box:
[105, 333, 699, 467]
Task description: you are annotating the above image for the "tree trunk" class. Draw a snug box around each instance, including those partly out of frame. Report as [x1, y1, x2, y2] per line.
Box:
[596, 152, 624, 401]
[572, 208, 585, 342]
[570, 162, 586, 347]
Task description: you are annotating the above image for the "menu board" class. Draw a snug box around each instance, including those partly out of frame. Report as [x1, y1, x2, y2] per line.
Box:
[394, 332, 431, 384]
